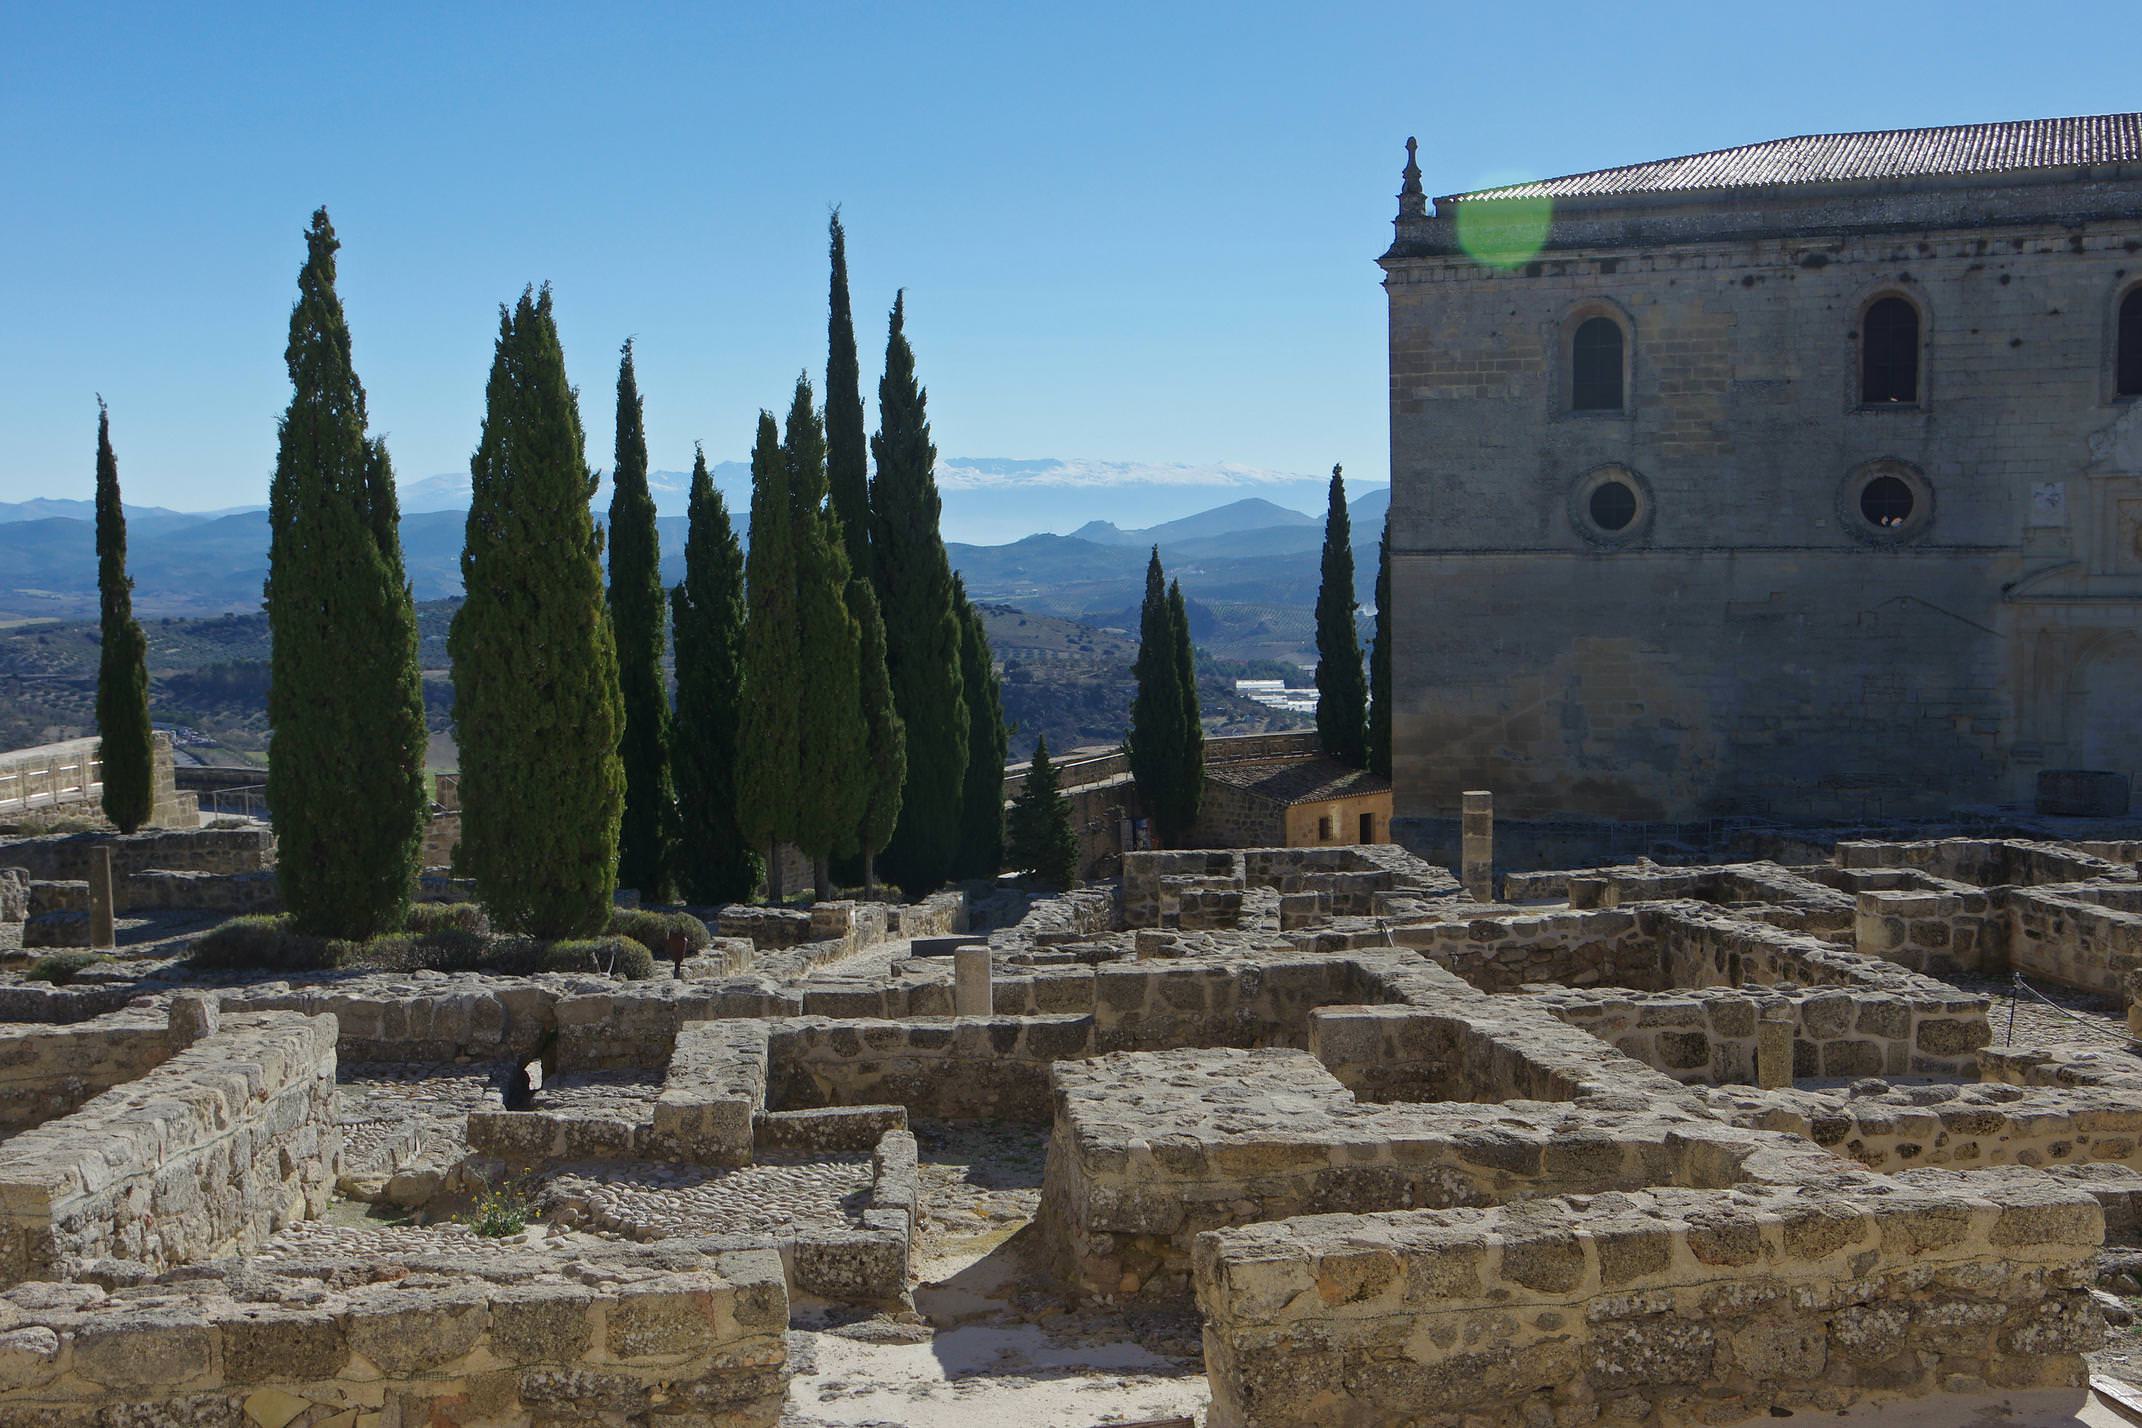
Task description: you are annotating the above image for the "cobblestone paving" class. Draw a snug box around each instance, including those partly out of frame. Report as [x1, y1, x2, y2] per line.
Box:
[335, 1062, 499, 1175]
[533, 1069, 664, 1115]
[549, 1156, 875, 1240]
[1949, 972, 2136, 1057]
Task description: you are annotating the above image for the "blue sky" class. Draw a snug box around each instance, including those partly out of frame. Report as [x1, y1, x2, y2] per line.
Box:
[3, 1, 2136, 518]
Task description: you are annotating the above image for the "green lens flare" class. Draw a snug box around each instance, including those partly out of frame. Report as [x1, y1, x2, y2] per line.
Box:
[1454, 194, 1553, 270]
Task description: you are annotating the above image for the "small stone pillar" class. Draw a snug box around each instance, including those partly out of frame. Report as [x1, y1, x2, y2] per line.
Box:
[89, 844, 116, 951]
[1756, 1007, 1795, 1090]
[1460, 791, 1494, 903]
[954, 944, 993, 1017]
[167, 992, 220, 1048]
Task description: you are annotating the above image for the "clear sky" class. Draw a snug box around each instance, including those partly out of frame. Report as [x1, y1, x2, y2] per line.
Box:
[3, 1, 2136, 512]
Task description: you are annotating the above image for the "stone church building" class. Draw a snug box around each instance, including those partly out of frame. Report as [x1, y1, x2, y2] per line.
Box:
[1381, 113, 2142, 849]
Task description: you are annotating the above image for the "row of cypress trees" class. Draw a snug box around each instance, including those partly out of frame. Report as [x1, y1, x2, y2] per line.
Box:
[1126, 548, 1205, 846]
[244, 206, 1008, 942]
[1315, 462, 1393, 777]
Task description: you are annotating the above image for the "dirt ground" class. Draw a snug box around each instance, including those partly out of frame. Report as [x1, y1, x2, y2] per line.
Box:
[780, 1119, 1209, 1427]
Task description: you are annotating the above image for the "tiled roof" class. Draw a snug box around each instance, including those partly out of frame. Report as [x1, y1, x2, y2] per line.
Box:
[1442, 113, 2142, 204]
[1205, 755, 1391, 807]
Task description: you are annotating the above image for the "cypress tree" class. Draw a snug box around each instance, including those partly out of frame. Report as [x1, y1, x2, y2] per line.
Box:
[1315, 463, 1368, 769]
[825, 212, 872, 575]
[670, 445, 760, 903]
[952, 582, 1007, 880]
[92, 401, 154, 835]
[1126, 548, 1186, 847]
[265, 210, 428, 937]
[1368, 512, 1394, 779]
[1007, 735, 1078, 889]
[1168, 578, 1206, 841]
[736, 411, 802, 900]
[450, 287, 624, 938]
[607, 340, 674, 900]
[869, 292, 967, 894]
[784, 376, 869, 899]
[849, 573, 905, 898]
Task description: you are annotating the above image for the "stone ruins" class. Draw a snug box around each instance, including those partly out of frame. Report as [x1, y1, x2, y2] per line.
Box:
[6, 807, 2142, 1425]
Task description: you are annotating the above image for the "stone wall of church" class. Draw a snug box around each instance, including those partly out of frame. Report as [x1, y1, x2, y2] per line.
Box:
[1383, 174, 2142, 836]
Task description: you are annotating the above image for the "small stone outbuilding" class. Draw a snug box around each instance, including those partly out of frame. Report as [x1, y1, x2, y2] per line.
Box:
[1197, 755, 1391, 848]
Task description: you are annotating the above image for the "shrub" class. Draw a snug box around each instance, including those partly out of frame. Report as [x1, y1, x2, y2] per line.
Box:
[462, 1171, 539, 1238]
[344, 927, 492, 974]
[26, 952, 102, 985]
[188, 915, 336, 970]
[533, 936, 655, 980]
[606, 907, 710, 956]
[404, 902, 490, 937]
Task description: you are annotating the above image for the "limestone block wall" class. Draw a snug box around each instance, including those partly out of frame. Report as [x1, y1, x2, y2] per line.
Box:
[1391, 907, 1657, 990]
[1194, 1175, 2102, 1428]
[1041, 1046, 1739, 1303]
[766, 1014, 1096, 1123]
[1707, 1078, 2142, 1174]
[0, 1245, 790, 1425]
[0, 1010, 174, 1136]
[1534, 983, 1988, 1083]
[0, 827, 274, 908]
[1857, 882, 2142, 996]
[1835, 837, 2133, 889]
[0, 1010, 338, 1285]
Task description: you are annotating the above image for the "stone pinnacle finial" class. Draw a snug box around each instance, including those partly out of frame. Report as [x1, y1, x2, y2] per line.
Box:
[1398, 136, 1427, 220]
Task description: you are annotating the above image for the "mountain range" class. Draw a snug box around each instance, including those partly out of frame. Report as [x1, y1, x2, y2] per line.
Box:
[0, 475, 1389, 665]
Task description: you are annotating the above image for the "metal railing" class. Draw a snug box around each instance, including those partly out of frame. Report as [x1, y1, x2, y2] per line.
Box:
[0, 738, 103, 813]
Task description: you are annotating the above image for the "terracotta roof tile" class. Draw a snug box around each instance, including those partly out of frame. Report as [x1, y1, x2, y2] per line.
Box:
[1205, 755, 1391, 807]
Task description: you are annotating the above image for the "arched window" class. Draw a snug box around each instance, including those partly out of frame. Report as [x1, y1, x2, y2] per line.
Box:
[2120, 288, 2142, 398]
[1860, 296, 1920, 405]
[1571, 316, 1625, 411]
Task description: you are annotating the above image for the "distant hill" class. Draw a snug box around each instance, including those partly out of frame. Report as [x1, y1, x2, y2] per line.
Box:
[0, 475, 1387, 667]
[1070, 497, 1320, 548]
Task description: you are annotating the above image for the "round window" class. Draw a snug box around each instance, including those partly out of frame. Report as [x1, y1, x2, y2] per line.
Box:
[1838, 460, 1932, 543]
[1859, 474, 1915, 527]
[1588, 480, 1638, 532]
[1568, 464, 1653, 545]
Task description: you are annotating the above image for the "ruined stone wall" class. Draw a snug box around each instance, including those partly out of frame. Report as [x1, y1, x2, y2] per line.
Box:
[0, 827, 275, 910]
[0, 1011, 173, 1136]
[0, 1245, 790, 1426]
[0, 1011, 338, 1285]
[1384, 183, 2142, 832]
[1195, 1175, 2101, 1428]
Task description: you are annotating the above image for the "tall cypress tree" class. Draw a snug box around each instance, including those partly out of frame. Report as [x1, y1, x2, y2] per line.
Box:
[737, 411, 802, 900]
[607, 340, 674, 900]
[1007, 735, 1078, 889]
[265, 211, 428, 937]
[1127, 548, 1186, 847]
[1168, 578, 1205, 841]
[785, 376, 869, 899]
[825, 212, 871, 576]
[952, 582, 1007, 880]
[869, 292, 967, 893]
[92, 401, 154, 835]
[671, 445, 760, 903]
[450, 287, 624, 938]
[1315, 463, 1368, 769]
[1368, 512, 1394, 779]
[849, 574, 905, 898]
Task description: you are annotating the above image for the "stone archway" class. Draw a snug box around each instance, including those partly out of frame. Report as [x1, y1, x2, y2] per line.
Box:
[2062, 629, 2142, 806]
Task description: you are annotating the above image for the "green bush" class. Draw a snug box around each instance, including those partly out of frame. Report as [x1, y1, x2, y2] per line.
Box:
[606, 907, 710, 956]
[403, 902, 490, 937]
[184, 913, 656, 980]
[533, 936, 655, 980]
[188, 915, 336, 970]
[25, 952, 103, 985]
[344, 928, 492, 974]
